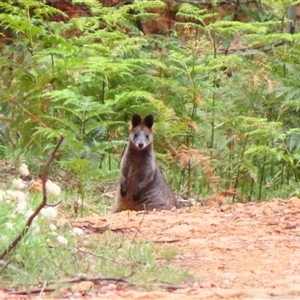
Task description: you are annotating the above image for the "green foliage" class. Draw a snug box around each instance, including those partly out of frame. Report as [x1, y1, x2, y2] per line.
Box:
[2, 0, 300, 293]
[1, 0, 300, 204]
[0, 190, 189, 288]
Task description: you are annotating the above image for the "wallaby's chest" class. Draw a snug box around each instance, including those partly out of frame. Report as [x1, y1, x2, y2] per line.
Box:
[122, 155, 149, 178]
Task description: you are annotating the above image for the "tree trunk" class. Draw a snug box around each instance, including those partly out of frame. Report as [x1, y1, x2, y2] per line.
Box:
[287, 5, 297, 34]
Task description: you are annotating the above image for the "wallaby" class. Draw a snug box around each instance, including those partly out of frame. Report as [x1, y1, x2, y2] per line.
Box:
[112, 113, 177, 213]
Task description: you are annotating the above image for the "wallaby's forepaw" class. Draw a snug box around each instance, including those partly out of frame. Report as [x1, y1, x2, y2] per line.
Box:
[120, 184, 127, 197]
[133, 190, 140, 201]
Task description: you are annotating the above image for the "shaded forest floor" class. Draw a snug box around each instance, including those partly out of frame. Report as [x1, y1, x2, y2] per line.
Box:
[3, 197, 300, 299]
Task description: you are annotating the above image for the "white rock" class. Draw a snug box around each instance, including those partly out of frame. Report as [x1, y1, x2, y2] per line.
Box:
[19, 163, 30, 176]
[5, 222, 13, 230]
[56, 235, 68, 245]
[49, 223, 57, 231]
[15, 200, 28, 213]
[72, 227, 84, 236]
[10, 214, 17, 219]
[0, 190, 6, 201]
[31, 223, 40, 235]
[46, 180, 61, 196]
[12, 178, 27, 190]
[41, 207, 58, 219]
[6, 190, 26, 202]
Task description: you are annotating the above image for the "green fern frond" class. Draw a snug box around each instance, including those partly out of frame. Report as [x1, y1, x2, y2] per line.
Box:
[244, 145, 283, 160]
[0, 1, 24, 15]
[132, 0, 166, 11]
[176, 3, 212, 24]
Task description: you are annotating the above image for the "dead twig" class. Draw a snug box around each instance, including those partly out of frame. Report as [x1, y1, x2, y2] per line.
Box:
[60, 275, 134, 285]
[39, 281, 48, 297]
[9, 275, 192, 296]
[9, 97, 49, 128]
[129, 210, 146, 250]
[74, 247, 129, 267]
[8, 276, 132, 296]
[114, 210, 134, 251]
[152, 239, 181, 243]
[219, 41, 286, 55]
[147, 279, 190, 290]
[46, 199, 63, 207]
[0, 136, 64, 260]
[0, 259, 27, 275]
[9, 288, 56, 295]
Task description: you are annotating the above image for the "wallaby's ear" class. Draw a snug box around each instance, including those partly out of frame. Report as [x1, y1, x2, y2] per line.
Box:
[132, 114, 142, 128]
[143, 114, 154, 129]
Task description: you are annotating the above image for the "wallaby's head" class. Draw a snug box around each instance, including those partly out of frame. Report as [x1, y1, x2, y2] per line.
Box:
[129, 114, 154, 150]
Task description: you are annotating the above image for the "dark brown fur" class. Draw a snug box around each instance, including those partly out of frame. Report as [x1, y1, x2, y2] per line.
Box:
[113, 114, 177, 213]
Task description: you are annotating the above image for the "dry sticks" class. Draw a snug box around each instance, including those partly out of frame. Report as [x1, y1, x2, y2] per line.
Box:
[0, 136, 64, 260]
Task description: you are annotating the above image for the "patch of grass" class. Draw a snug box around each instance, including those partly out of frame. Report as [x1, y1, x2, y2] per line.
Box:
[0, 160, 191, 293]
[80, 232, 190, 284]
[157, 246, 181, 261]
[0, 189, 191, 292]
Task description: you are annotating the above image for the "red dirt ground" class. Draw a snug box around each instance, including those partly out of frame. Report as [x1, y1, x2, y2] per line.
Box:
[99, 197, 300, 299]
[2, 197, 300, 299]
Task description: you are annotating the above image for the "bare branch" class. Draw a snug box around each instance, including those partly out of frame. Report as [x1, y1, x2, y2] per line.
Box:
[74, 246, 129, 267]
[0, 259, 27, 275]
[9, 98, 49, 128]
[60, 275, 133, 285]
[0, 136, 64, 260]
[129, 210, 146, 250]
[9, 288, 56, 295]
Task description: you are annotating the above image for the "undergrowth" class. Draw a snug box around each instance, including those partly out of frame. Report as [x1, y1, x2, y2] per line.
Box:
[2, 229, 189, 290]
[1, 0, 300, 202]
[1, 228, 190, 290]
[0, 182, 190, 290]
[1, 0, 300, 292]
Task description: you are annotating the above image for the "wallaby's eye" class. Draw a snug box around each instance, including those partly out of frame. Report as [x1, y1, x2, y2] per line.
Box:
[134, 133, 138, 138]
[145, 134, 149, 139]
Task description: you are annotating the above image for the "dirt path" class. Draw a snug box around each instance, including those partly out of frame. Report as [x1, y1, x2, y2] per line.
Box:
[91, 197, 300, 299]
[3, 198, 300, 299]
